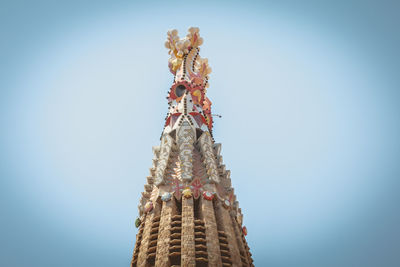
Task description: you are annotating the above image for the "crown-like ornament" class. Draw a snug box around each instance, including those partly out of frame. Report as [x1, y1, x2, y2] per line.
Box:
[165, 27, 212, 87]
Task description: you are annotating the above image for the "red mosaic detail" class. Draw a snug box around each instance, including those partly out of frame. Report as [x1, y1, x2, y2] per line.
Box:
[168, 81, 191, 101]
[190, 178, 203, 199]
[228, 192, 235, 204]
[165, 116, 171, 127]
[242, 226, 248, 236]
[189, 112, 207, 127]
[170, 113, 181, 127]
[202, 97, 213, 130]
[172, 178, 184, 200]
[202, 191, 214, 201]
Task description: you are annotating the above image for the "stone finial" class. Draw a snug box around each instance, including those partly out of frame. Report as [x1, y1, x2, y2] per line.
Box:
[165, 27, 212, 88]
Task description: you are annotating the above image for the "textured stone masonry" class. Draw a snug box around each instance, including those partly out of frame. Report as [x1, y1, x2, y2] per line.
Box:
[137, 213, 154, 266]
[200, 197, 223, 266]
[215, 200, 242, 267]
[155, 201, 174, 266]
[181, 197, 196, 266]
[137, 202, 161, 266]
[230, 212, 249, 266]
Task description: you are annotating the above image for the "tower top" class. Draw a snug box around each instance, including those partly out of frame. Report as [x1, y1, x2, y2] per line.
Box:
[163, 27, 214, 134]
[131, 30, 253, 266]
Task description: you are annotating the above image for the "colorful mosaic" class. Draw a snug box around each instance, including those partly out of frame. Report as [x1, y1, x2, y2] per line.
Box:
[136, 27, 245, 234]
[163, 27, 214, 135]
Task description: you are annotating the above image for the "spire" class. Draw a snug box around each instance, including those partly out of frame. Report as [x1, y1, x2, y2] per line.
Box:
[131, 28, 254, 267]
[163, 27, 214, 135]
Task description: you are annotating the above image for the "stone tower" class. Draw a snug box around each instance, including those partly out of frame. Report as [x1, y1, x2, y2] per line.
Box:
[131, 27, 253, 267]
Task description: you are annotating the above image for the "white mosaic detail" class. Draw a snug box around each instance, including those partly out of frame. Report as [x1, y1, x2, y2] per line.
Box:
[198, 131, 220, 183]
[154, 134, 174, 186]
[177, 121, 195, 182]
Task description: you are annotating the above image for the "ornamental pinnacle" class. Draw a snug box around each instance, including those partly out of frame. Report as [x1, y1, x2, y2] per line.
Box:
[131, 27, 253, 267]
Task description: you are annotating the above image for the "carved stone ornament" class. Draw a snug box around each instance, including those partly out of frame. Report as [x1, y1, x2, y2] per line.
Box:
[202, 190, 214, 201]
[144, 201, 153, 213]
[223, 199, 231, 209]
[182, 187, 192, 198]
[242, 226, 248, 236]
[135, 217, 141, 228]
[161, 192, 172, 202]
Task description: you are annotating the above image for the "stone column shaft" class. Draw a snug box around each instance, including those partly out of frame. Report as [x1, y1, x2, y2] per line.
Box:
[181, 197, 195, 266]
[137, 213, 154, 266]
[215, 201, 241, 267]
[137, 203, 161, 267]
[155, 201, 174, 266]
[230, 214, 249, 266]
[200, 197, 223, 266]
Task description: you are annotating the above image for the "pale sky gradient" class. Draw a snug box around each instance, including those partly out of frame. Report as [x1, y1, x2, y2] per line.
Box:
[1, 1, 399, 266]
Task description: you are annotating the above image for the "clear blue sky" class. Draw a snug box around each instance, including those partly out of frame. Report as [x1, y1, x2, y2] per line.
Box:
[1, 0, 399, 266]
